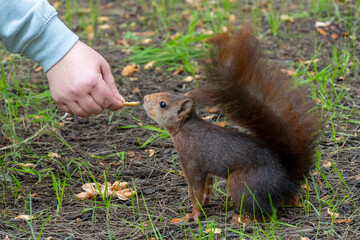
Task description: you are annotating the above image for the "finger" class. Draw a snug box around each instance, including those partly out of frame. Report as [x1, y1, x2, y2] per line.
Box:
[67, 101, 91, 118]
[100, 60, 125, 102]
[56, 103, 71, 115]
[76, 94, 104, 115]
[91, 78, 124, 111]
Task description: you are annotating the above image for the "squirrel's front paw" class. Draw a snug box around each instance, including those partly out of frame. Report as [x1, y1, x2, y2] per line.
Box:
[182, 212, 200, 223]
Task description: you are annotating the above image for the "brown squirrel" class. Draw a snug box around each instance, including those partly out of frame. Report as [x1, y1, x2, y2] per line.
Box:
[143, 26, 321, 223]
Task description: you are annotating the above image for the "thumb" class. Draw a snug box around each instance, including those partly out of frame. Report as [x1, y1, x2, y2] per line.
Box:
[101, 60, 125, 103]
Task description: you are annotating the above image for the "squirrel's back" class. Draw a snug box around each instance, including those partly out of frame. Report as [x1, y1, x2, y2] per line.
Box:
[205, 26, 322, 182]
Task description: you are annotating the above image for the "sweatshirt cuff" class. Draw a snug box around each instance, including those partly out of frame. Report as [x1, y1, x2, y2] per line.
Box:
[22, 15, 79, 72]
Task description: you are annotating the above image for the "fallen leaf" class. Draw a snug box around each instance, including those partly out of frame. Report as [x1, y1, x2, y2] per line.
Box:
[48, 152, 62, 159]
[52, 1, 60, 9]
[19, 163, 35, 168]
[355, 175, 360, 180]
[205, 228, 222, 234]
[110, 181, 128, 191]
[327, 208, 339, 218]
[334, 219, 352, 223]
[35, 66, 43, 72]
[302, 184, 312, 191]
[31, 193, 39, 198]
[117, 39, 130, 47]
[97, 16, 110, 22]
[173, 69, 183, 76]
[98, 160, 108, 166]
[317, 28, 328, 37]
[127, 151, 136, 158]
[133, 31, 156, 37]
[323, 160, 332, 168]
[300, 238, 310, 240]
[184, 76, 194, 82]
[148, 149, 155, 157]
[76, 191, 94, 200]
[87, 25, 94, 41]
[15, 215, 32, 220]
[170, 218, 182, 223]
[121, 64, 140, 76]
[280, 14, 294, 23]
[144, 60, 156, 70]
[315, 20, 331, 28]
[99, 24, 112, 31]
[331, 33, 339, 39]
[143, 38, 152, 44]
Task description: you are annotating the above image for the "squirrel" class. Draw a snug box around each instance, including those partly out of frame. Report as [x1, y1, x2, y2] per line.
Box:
[143, 26, 321, 224]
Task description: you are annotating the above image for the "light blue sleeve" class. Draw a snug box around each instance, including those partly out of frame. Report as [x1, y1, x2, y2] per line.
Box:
[0, 0, 79, 72]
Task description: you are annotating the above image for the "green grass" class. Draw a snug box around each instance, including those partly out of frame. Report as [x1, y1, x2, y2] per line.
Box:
[1, 0, 360, 239]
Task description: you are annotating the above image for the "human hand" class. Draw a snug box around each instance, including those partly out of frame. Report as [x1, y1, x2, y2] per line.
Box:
[46, 40, 124, 117]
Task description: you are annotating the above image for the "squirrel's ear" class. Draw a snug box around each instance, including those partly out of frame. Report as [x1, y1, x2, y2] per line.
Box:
[177, 98, 193, 119]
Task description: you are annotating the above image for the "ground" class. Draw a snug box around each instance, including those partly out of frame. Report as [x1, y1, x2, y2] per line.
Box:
[1, 0, 360, 239]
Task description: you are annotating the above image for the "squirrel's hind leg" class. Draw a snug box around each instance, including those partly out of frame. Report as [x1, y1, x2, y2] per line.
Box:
[203, 175, 214, 206]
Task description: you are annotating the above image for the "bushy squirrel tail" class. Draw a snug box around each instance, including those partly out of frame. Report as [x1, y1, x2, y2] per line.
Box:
[205, 26, 322, 182]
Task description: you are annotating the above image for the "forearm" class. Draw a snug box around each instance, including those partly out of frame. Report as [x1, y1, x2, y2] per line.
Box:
[0, 0, 79, 72]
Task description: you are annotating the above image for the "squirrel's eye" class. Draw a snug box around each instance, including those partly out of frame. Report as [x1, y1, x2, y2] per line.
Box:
[159, 101, 167, 109]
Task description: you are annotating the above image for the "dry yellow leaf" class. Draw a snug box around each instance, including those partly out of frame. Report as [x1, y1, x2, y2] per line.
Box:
[170, 218, 182, 223]
[184, 76, 194, 82]
[143, 38, 152, 44]
[148, 149, 155, 157]
[19, 163, 35, 168]
[48, 152, 62, 158]
[144, 60, 156, 70]
[97, 16, 110, 22]
[99, 24, 112, 31]
[205, 228, 222, 234]
[15, 215, 32, 220]
[121, 64, 140, 76]
[76, 191, 94, 200]
[35, 66, 43, 72]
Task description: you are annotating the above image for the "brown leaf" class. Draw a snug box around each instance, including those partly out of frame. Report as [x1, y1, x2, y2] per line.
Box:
[143, 38, 152, 44]
[19, 163, 35, 168]
[99, 24, 112, 31]
[302, 184, 312, 191]
[144, 60, 156, 70]
[184, 76, 194, 82]
[76, 191, 94, 200]
[121, 64, 140, 76]
[331, 33, 339, 39]
[127, 151, 136, 158]
[15, 215, 32, 220]
[205, 228, 222, 234]
[355, 175, 360, 180]
[133, 31, 156, 37]
[172, 69, 183, 76]
[132, 87, 141, 94]
[334, 219, 352, 223]
[52, 1, 60, 9]
[97, 16, 110, 22]
[170, 218, 182, 223]
[117, 39, 130, 47]
[323, 160, 332, 168]
[317, 28, 328, 37]
[48, 152, 62, 159]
